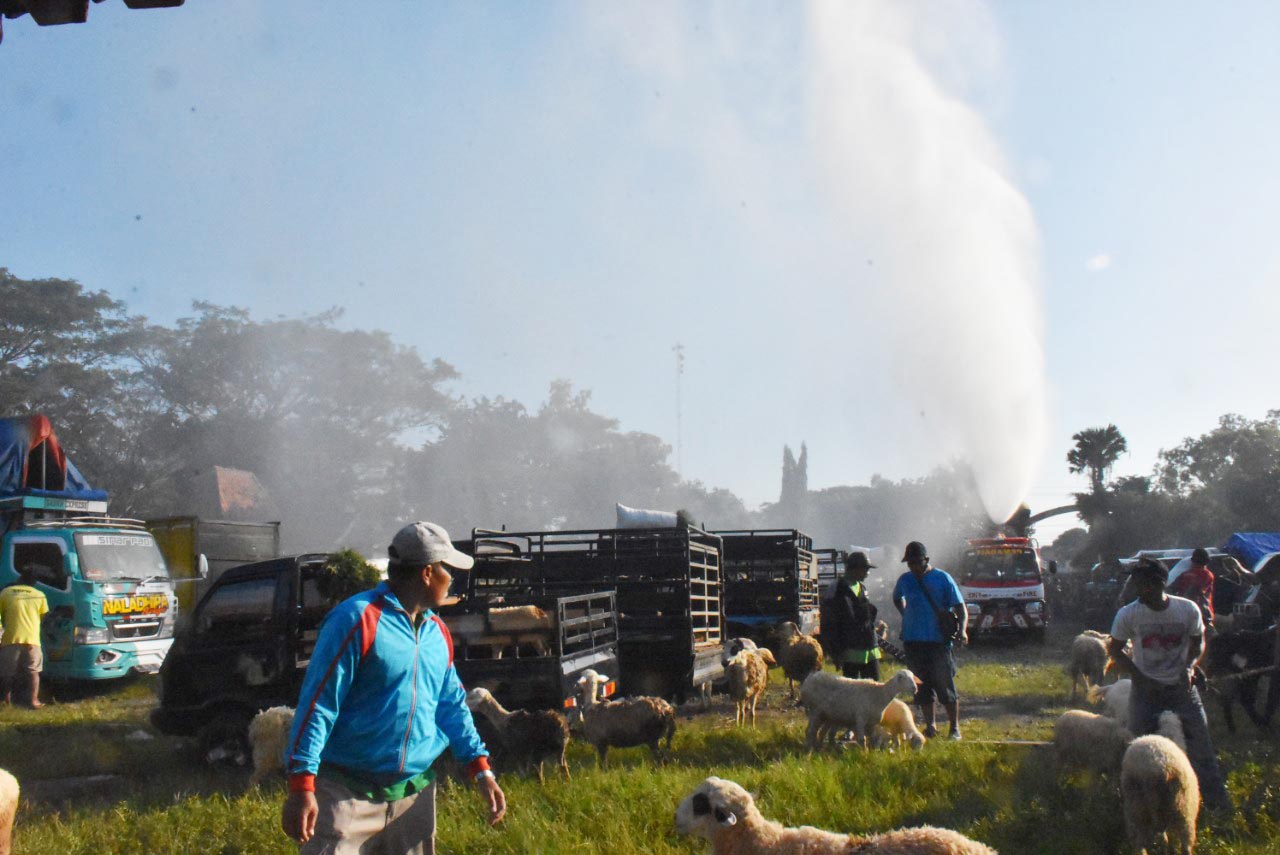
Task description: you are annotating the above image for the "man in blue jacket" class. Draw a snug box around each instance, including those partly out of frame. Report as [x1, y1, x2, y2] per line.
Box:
[892, 541, 968, 740]
[282, 521, 506, 854]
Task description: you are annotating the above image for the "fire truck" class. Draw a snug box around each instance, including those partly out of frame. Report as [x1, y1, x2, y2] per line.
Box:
[957, 536, 1054, 642]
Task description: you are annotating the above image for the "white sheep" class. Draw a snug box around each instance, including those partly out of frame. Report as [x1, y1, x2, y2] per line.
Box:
[1052, 709, 1133, 775]
[1156, 710, 1187, 753]
[0, 767, 17, 855]
[774, 621, 824, 700]
[465, 687, 571, 784]
[727, 648, 776, 727]
[1066, 631, 1110, 700]
[879, 698, 927, 751]
[247, 705, 295, 789]
[1088, 678, 1132, 724]
[574, 669, 676, 767]
[800, 669, 920, 750]
[722, 636, 759, 668]
[1121, 728, 1199, 855]
[675, 776, 998, 855]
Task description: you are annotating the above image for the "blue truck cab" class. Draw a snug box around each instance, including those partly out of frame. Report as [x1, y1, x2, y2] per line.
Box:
[0, 415, 178, 680]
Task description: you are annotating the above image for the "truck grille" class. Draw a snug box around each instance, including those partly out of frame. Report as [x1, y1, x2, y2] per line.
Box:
[111, 620, 162, 640]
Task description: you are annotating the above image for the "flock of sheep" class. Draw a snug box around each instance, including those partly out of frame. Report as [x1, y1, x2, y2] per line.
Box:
[86, 621, 1208, 854]
[1057, 629, 1200, 855]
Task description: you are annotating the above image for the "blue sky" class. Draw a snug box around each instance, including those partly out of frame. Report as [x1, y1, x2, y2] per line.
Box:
[2, 1, 1278, 544]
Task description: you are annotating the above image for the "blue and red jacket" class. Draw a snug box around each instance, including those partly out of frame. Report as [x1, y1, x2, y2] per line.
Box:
[286, 582, 490, 793]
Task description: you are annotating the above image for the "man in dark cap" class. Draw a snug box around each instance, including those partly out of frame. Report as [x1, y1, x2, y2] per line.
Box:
[1108, 558, 1230, 812]
[1169, 547, 1216, 630]
[891, 541, 967, 740]
[831, 551, 881, 680]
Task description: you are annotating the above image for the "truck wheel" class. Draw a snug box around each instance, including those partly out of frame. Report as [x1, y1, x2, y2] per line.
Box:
[198, 707, 253, 768]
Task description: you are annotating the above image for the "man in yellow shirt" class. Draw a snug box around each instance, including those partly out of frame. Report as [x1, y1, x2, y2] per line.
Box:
[0, 568, 49, 709]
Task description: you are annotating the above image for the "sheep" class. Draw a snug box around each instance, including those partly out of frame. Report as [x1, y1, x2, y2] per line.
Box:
[774, 621, 824, 700]
[574, 669, 676, 767]
[879, 698, 927, 751]
[485, 604, 554, 658]
[726, 649, 775, 727]
[1066, 631, 1110, 700]
[1121, 731, 1199, 855]
[675, 776, 999, 855]
[1088, 678, 1133, 724]
[1052, 709, 1133, 775]
[0, 768, 16, 855]
[722, 636, 761, 668]
[464, 687, 570, 784]
[800, 669, 920, 750]
[247, 705, 295, 789]
[1156, 710, 1187, 753]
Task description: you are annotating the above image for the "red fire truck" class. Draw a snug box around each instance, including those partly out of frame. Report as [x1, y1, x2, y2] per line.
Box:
[957, 536, 1054, 642]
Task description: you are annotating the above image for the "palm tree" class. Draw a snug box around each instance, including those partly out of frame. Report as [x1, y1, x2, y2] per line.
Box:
[1067, 425, 1128, 494]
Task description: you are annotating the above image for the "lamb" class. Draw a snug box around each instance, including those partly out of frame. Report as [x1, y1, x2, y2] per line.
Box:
[1052, 709, 1133, 775]
[0, 767, 17, 855]
[675, 776, 999, 855]
[774, 621, 824, 700]
[1121, 729, 1199, 855]
[726, 648, 775, 727]
[247, 705, 295, 789]
[1066, 631, 1110, 700]
[800, 669, 920, 750]
[1088, 678, 1133, 724]
[465, 687, 570, 784]
[879, 698, 927, 750]
[574, 669, 676, 767]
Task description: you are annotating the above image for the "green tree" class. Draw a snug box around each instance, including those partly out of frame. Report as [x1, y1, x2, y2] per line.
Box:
[1066, 424, 1128, 494]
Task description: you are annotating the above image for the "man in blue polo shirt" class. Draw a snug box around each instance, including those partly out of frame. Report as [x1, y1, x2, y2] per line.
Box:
[892, 541, 968, 740]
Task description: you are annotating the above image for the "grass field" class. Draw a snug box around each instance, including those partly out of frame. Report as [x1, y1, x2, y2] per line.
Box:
[5, 626, 1280, 854]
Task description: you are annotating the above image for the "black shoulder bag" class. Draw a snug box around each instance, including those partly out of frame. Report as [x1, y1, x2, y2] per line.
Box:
[914, 572, 961, 643]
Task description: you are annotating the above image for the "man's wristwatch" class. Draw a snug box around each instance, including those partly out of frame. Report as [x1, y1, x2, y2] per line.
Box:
[474, 769, 496, 784]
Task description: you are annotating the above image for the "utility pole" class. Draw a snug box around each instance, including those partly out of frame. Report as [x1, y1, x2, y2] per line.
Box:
[673, 342, 685, 478]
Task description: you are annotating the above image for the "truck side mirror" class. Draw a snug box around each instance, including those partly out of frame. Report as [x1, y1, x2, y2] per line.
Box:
[1049, 561, 1058, 575]
[198, 554, 209, 580]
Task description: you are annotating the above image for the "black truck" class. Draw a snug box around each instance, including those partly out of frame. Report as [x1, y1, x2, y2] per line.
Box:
[716, 529, 821, 645]
[465, 525, 725, 702]
[152, 552, 620, 764]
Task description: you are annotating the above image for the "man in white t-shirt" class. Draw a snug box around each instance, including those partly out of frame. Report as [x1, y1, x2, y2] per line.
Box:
[1108, 559, 1230, 811]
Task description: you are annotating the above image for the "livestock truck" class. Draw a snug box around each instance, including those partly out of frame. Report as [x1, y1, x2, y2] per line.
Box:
[715, 529, 820, 644]
[153, 550, 620, 764]
[957, 536, 1053, 642]
[466, 525, 725, 702]
[0, 415, 178, 680]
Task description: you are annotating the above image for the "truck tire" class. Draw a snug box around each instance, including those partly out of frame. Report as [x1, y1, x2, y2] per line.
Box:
[198, 706, 253, 768]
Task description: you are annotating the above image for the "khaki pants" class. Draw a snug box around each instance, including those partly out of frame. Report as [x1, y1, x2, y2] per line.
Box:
[0, 644, 42, 678]
[301, 776, 437, 855]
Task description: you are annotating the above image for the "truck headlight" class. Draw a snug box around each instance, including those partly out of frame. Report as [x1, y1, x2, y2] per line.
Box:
[966, 603, 982, 618]
[74, 626, 111, 644]
[1024, 601, 1043, 614]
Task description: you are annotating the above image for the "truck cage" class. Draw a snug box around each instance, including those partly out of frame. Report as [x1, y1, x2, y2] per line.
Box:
[463, 526, 725, 700]
[714, 529, 821, 642]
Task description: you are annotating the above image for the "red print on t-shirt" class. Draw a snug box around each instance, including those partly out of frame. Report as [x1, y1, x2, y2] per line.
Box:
[1140, 633, 1183, 651]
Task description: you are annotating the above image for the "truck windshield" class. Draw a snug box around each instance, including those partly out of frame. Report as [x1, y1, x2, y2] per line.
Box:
[960, 549, 1040, 584]
[74, 533, 171, 583]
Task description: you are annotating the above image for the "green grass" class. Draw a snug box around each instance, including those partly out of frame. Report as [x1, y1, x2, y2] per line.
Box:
[7, 630, 1280, 854]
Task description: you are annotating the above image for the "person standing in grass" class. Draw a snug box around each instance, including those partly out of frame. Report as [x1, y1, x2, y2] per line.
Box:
[1108, 558, 1231, 813]
[0, 566, 48, 709]
[282, 521, 506, 854]
[892, 541, 967, 740]
[831, 551, 882, 679]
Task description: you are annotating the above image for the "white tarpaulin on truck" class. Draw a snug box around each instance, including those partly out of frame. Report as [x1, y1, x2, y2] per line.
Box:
[616, 503, 678, 529]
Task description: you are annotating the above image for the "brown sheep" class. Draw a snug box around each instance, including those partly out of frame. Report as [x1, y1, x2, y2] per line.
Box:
[774, 621, 824, 700]
[465, 687, 571, 784]
[727, 648, 775, 727]
[574, 669, 676, 767]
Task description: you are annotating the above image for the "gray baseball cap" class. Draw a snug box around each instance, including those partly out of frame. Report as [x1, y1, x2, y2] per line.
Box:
[388, 521, 475, 570]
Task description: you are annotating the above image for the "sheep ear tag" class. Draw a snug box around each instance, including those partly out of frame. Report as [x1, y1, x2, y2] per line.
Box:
[714, 808, 737, 827]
